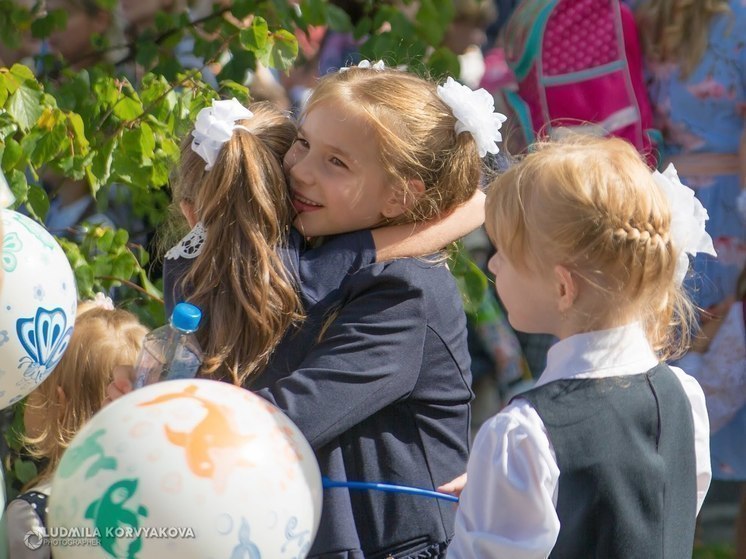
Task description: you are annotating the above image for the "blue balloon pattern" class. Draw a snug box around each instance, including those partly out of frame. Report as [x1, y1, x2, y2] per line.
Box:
[230, 517, 261, 559]
[16, 307, 73, 384]
[282, 516, 311, 557]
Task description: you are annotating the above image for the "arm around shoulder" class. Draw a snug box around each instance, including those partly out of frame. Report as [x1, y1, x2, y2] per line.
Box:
[373, 190, 485, 262]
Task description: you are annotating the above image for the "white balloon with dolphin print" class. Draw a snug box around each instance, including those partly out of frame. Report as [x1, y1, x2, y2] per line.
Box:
[48, 378, 323, 558]
[0, 209, 77, 409]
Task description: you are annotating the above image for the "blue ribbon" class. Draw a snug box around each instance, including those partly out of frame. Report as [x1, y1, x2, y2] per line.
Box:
[322, 477, 459, 503]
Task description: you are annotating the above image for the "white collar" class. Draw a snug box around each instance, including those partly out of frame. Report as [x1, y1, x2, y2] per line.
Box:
[537, 323, 659, 387]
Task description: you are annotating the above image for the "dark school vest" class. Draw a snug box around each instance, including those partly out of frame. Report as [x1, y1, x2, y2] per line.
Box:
[520, 364, 697, 558]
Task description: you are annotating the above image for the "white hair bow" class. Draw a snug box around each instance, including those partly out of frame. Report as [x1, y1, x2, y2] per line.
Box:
[652, 164, 717, 285]
[436, 77, 507, 158]
[191, 98, 254, 171]
[92, 292, 115, 311]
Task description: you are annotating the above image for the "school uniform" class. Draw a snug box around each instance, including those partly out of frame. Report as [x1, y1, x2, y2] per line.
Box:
[252, 255, 472, 558]
[164, 228, 473, 557]
[448, 323, 711, 559]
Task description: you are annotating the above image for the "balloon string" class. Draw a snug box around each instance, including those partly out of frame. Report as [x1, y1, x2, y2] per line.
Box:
[322, 477, 459, 503]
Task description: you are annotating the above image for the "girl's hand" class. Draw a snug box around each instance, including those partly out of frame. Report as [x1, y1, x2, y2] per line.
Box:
[437, 473, 467, 498]
[104, 365, 135, 405]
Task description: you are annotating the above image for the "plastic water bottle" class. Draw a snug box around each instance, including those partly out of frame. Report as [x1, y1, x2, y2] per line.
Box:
[134, 303, 203, 388]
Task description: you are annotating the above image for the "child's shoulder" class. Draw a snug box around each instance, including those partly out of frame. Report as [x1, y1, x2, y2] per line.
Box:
[353, 256, 458, 299]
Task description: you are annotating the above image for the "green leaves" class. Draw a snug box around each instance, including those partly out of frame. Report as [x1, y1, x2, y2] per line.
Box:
[262, 29, 299, 71]
[4, 66, 43, 132]
[239, 17, 299, 72]
[240, 17, 270, 51]
[449, 244, 490, 317]
[30, 8, 67, 39]
[112, 93, 144, 121]
[415, 0, 455, 46]
[0, 0, 478, 503]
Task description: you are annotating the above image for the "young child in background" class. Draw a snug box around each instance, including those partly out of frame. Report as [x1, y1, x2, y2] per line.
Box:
[447, 136, 713, 558]
[6, 297, 148, 559]
[155, 67, 504, 557]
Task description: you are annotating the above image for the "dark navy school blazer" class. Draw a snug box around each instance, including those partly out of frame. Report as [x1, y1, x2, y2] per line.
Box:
[165, 230, 473, 559]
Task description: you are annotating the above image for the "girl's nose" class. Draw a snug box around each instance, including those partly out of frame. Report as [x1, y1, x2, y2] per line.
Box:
[288, 149, 313, 187]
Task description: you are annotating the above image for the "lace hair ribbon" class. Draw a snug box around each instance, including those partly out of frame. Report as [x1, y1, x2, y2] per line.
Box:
[651, 164, 717, 285]
[436, 77, 507, 158]
[191, 98, 254, 171]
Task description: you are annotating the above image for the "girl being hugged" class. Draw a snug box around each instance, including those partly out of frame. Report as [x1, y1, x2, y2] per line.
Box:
[448, 136, 713, 559]
[6, 297, 148, 559]
[250, 66, 504, 558]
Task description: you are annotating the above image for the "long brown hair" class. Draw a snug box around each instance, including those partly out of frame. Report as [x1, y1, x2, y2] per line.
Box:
[636, 0, 731, 79]
[172, 101, 303, 386]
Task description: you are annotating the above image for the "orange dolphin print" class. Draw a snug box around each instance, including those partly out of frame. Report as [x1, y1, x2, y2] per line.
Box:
[139, 385, 254, 491]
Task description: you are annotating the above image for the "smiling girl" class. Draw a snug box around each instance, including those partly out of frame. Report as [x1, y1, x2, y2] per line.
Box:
[248, 67, 504, 558]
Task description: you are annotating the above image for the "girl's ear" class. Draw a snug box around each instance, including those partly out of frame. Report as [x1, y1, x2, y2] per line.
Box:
[56, 386, 67, 408]
[554, 264, 578, 312]
[180, 200, 198, 228]
[381, 179, 425, 219]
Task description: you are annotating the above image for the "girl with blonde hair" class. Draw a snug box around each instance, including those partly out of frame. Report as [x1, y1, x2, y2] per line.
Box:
[448, 136, 713, 558]
[157, 66, 504, 557]
[6, 297, 148, 559]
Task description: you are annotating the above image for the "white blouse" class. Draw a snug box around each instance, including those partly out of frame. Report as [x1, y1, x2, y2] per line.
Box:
[448, 323, 712, 559]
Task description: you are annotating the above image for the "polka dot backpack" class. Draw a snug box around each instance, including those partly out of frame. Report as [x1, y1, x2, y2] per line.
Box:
[502, 0, 658, 165]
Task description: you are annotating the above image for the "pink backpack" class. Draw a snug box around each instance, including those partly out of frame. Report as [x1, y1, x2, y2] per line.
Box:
[502, 0, 658, 164]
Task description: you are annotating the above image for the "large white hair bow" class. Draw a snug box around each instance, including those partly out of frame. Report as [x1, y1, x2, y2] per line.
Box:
[436, 77, 507, 158]
[652, 164, 717, 285]
[191, 98, 254, 171]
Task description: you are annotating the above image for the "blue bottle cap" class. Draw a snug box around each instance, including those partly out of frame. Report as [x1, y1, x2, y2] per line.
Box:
[171, 302, 202, 333]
